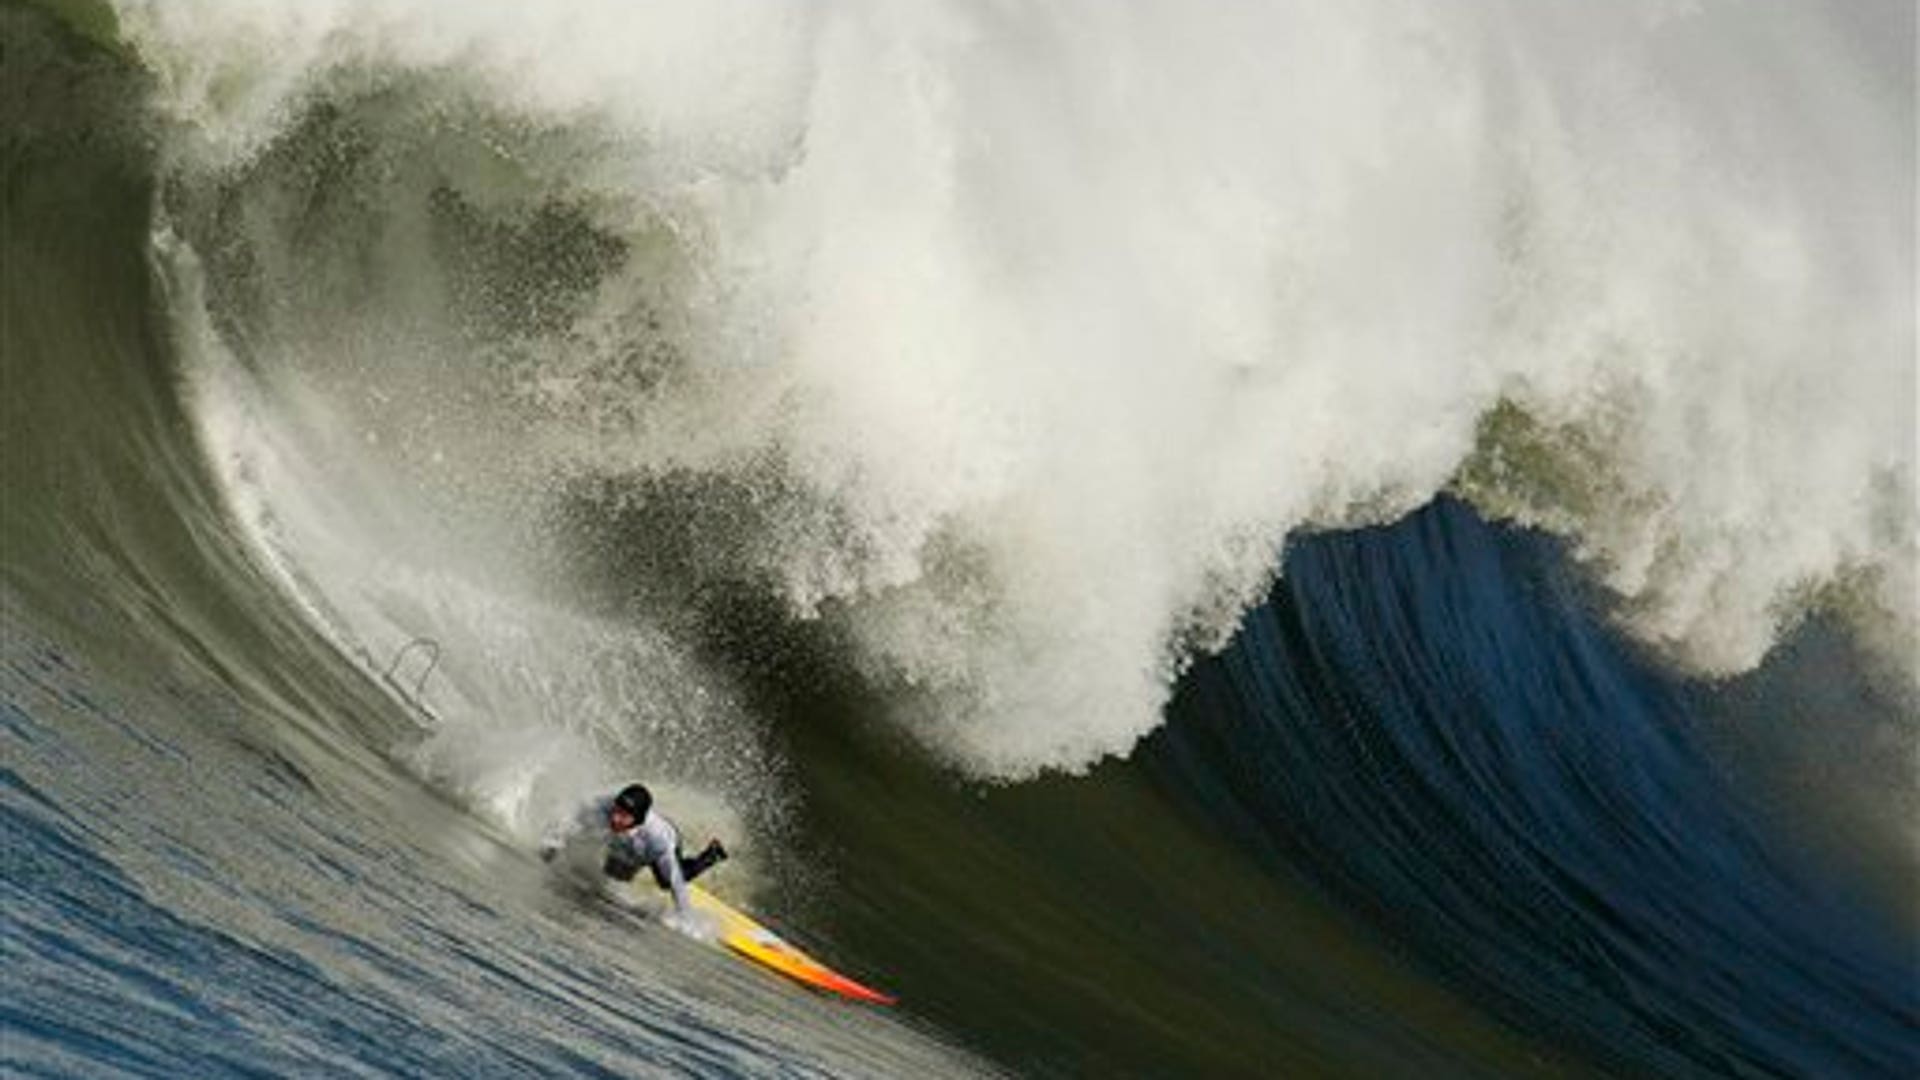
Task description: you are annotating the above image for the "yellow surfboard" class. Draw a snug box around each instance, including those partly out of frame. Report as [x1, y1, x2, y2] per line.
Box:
[684, 884, 896, 1006]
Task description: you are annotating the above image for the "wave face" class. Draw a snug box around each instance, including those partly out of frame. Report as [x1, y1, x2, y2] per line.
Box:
[1153, 499, 1916, 1076]
[5, 2, 1917, 1077]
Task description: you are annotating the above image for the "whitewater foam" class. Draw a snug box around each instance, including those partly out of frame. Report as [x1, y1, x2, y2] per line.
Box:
[120, 0, 1915, 776]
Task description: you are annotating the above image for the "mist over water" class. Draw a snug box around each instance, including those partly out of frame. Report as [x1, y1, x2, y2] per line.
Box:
[115, 0, 1914, 784]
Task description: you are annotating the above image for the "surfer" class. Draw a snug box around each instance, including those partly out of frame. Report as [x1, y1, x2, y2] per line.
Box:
[542, 783, 728, 913]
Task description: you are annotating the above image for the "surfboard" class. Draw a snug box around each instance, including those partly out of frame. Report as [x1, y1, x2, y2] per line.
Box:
[684, 884, 896, 1006]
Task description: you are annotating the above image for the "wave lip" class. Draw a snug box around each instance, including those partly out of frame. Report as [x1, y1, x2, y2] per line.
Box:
[109, 0, 1917, 777]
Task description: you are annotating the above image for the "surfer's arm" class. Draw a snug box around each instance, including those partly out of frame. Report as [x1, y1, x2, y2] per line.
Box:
[538, 798, 609, 860]
[537, 817, 569, 861]
[655, 850, 692, 913]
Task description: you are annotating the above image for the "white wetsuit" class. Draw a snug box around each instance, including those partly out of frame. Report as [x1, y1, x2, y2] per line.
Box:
[546, 797, 691, 912]
[614, 806, 690, 913]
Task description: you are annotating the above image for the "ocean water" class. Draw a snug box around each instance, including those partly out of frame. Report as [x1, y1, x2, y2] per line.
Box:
[4, 1, 1915, 1075]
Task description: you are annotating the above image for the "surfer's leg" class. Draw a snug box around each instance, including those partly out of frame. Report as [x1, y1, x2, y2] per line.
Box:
[603, 847, 642, 882]
[679, 840, 727, 882]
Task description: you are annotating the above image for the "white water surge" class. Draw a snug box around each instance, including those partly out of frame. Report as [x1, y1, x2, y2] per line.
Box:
[118, 0, 1914, 779]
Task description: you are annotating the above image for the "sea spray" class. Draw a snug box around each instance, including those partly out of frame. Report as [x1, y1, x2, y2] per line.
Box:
[118, 0, 1914, 778]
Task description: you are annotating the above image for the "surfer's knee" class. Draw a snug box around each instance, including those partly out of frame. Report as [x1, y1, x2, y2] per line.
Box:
[603, 849, 642, 882]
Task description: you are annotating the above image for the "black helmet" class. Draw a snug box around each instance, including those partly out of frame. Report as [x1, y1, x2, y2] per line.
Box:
[613, 783, 652, 819]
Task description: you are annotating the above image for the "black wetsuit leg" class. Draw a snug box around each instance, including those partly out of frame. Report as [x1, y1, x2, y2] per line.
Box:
[680, 844, 723, 883]
[641, 845, 724, 890]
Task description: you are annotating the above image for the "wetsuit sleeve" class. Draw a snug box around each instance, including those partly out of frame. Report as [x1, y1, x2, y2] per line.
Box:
[538, 804, 578, 854]
[539, 798, 607, 855]
[656, 848, 691, 913]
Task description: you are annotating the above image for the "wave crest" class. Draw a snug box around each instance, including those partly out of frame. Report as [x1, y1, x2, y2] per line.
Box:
[124, 0, 1915, 775]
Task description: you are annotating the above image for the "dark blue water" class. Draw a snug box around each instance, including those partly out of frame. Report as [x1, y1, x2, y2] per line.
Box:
[1153, 498, 1917, 1077]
